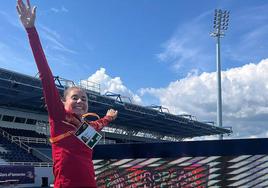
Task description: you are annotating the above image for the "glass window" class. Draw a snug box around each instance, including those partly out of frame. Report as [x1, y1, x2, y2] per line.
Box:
[2, 115, 14, 122]
[14, 117, 26, 123]
[26, 118, 37, 125]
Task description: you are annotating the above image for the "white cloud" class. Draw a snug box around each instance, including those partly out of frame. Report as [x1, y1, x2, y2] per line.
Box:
[50, 6, 69, 13]
[82, 59, 268, 139]
[157, 5, 268, 75]
[140, 59, 268, 139]
[184, 135, 219, 141]
[50, 8, 59, 13]
[81, 57, 268, 139]
[36, 25, 77, 69]
[223, 5, 268, 63]
[0, 10, 22, 29]
[83, 68, 142, 104]
[39, 25, 76, 54]
[156, 11, 213, 73]
[0, 41, 35, 74]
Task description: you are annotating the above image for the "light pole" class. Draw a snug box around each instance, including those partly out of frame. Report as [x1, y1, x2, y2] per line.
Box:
[210, 9, 230, 140]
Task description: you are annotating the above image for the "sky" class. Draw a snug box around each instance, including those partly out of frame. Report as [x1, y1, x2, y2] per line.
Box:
[1, 0, 268, 140]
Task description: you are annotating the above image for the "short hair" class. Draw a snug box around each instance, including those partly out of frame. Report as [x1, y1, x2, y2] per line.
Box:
[63, 86, 87, 101]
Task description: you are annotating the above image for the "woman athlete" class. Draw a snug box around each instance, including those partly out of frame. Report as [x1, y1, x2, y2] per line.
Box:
[16, 0, 118, 187]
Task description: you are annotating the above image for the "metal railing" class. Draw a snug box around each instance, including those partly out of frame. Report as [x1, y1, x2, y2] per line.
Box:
[0, 162, 52, 167]
[11, 136, 48, 144]
[0, 128, 51, 163]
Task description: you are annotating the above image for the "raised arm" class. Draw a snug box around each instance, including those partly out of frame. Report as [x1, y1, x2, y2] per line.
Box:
[16, 0, 64, 120]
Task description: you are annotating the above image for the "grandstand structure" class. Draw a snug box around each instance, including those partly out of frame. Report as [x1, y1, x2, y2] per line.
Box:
[0, 67, 232, 143]
[0, 69, 232, 143]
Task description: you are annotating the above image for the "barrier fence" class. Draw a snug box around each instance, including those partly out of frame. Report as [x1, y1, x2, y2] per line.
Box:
[93, 138, 268, 187]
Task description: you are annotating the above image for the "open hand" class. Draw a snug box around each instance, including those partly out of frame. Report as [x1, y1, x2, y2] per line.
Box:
[106, 109, 118, 120]
[16, 0, 36, 28]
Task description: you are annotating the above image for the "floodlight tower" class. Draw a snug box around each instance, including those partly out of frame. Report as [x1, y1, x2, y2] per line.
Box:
[210, 9, 230, 140]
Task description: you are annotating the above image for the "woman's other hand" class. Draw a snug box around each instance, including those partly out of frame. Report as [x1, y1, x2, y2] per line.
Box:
[106, 109, 118, 120]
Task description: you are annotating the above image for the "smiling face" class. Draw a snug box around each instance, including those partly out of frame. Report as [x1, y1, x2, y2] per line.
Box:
[63, 88, 88, 117]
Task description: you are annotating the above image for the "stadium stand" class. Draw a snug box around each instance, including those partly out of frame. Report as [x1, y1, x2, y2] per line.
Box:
[0, 127, 47, 138]
[0, 67, 232, 143]
[0, 135, 41, 162]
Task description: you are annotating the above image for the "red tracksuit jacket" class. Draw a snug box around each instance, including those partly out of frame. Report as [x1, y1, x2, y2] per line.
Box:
[27, 27, 111, 188]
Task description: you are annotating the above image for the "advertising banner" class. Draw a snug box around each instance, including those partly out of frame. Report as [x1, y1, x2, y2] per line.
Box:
[96, 162, 209, 188]
[0, 165, 34, 184]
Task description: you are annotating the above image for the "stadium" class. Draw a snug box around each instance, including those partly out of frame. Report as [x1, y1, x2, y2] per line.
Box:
[1, 1, 268, 186]
[1, 67, 268, 187]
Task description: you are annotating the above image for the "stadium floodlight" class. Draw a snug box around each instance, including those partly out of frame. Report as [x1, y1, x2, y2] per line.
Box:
[211, 9, 230, 37]
[210, 9, 230, 140]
